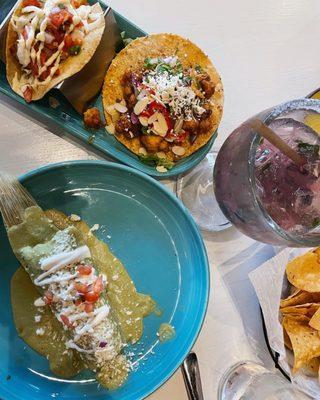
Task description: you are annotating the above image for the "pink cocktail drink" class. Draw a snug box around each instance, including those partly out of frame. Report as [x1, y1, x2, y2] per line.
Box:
[214, 99, 320, 246]
[255, 118, 320, 234]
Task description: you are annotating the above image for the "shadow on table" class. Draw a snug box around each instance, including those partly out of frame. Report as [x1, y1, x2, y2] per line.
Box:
[217, 240, 279, 368]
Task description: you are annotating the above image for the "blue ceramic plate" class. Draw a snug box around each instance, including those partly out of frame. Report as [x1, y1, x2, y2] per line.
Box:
[0, 6, 217, 179]
[0, 161, 209, 400]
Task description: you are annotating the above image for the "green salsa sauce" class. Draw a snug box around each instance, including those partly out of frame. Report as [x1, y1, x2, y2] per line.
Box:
[158, 323, 175, 342]
[10, 208, 155, 389]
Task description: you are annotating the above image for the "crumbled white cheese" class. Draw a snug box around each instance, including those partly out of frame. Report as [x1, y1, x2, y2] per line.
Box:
[70, 214, 81, 222]
[36, 328, 45, 336]
[34, 315, 42, 323]
[142, 67, 205, 120]
[90, 224, 100, 232]
[156, 165, 168, 173]
[112, 274, 119, 281]
[34, 297, 45, 307]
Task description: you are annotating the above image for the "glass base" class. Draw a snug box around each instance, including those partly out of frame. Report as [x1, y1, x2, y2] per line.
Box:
[218, 361, 267, 400]
[218, 361, 308, 400]
[176, 152, 231, 232]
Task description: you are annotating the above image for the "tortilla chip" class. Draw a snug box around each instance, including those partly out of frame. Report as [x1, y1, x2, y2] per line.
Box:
[102, 33, 223, 161]
[281, 303, 320, 318]
[283, 315, 320, 373]
[283, 328, 293, 350]
[302, 357, 320, 377]
[286, 250, 320, 292]
[310, 308, 320, 331]
[280, 290, 320, 308]
[6, 2, 105, 101]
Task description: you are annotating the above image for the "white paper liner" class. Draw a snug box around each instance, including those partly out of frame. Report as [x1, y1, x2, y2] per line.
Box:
[249, 247, 320, 399]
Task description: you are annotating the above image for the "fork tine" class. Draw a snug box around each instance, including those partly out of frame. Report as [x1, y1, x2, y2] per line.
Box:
[0, 173, 37, 229]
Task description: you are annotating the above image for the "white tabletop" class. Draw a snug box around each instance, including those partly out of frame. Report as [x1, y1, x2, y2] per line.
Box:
[1, 1, 320, 398]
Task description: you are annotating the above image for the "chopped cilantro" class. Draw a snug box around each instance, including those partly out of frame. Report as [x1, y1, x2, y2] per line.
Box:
[297, 141, 320, 156]
[156, 63, 172, 74]
[88, 134, 96, 144]
[141, 126, 149, 135]
[120, 31, 133, 47]
[138, 154, 174, 170]
[175, 61, 183, 74]
[144, 57, 183, 75]
[123, 38, 133, 46]
[68, 45, 81, 56]
[195, 64, 203, 73]
[58, 3, 66, 8]
[312, 217, 320, 228]
[144, 57, 157, 70]
[158, 157, 174, 170]
[261, 162, 271, 172]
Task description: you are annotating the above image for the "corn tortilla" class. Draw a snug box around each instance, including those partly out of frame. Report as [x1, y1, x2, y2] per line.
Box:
[102, 33, 224, 160]
[6, 2, 105, 101]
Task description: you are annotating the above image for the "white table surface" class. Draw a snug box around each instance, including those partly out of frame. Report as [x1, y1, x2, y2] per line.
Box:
[1, 1, 320, 398]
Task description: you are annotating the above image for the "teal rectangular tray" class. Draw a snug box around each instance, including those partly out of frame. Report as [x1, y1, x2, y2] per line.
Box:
[0, 4, 215, 178]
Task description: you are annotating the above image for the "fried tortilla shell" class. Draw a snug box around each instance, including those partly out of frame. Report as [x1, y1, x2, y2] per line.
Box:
[102, 33, 223, 160]
[6, 2, 105, 101]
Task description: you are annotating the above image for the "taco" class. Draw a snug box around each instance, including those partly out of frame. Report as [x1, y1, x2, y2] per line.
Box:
[6, 0, 105, 102]
[102, 33, 223, 172]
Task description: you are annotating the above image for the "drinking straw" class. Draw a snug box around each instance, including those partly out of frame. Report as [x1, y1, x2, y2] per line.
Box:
[248, 118, 306, 168]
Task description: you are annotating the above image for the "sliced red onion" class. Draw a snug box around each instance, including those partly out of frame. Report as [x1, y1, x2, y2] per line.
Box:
[131, 112, 139, 124]
[99, 341, 107, 348]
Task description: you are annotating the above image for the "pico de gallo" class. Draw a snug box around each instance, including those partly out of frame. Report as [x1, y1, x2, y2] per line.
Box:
[105, 56, 216, 172]
[9, 0, 103, 102]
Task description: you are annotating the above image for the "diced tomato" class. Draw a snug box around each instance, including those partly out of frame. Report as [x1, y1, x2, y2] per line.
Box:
[166, 131, 189, 144]
[73, 37, 83, 46]
[64, 33, 74, 48]
[22, 27, 29, 41]
[84, 291, 100, 303]
[140, 101, 173, 131]
[45, 42, 58, 50]
[148, 101, 166, 115]
[75, 21, 84, 28]
[39, 68, 50, 81]
[40, 50, 47, 66]
[141, 101, 166, 118]
[77, 264, 93, 275]
[60, 314, 73, 328]
[22, 0, 41, 7]
[93, 276, 103, 294]
[49, 9, 73, 29]
[30, 61, 38, 77]
[64, 33, 83, 51]
[22, 86, 33, 102]
[46, 27, 65, 44]
[71, 0, 88, 8]
[44, 290, 53, 305]
[10, 44, 17, 56]
[84, 302, 94, 313]
[74, 282, 89, 294]
[164, 113, 173, 132]
[53, 68, 60, 77]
